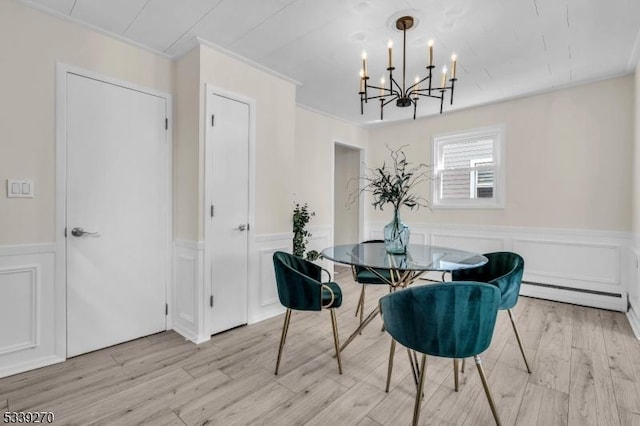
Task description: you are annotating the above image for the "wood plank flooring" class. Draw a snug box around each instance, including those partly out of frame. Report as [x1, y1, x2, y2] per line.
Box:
[2, 266, 640, 425]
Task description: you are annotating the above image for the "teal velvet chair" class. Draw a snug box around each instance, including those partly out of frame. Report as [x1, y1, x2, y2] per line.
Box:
[351, 240, 392, 327]
[272, 251, 343, 375]
[452, 251, 531, 373]
[380, 282, 502, 426]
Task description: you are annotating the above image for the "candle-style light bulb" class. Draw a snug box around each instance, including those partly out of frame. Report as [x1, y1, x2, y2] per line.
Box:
[451, 53, 457, 79]
[414, 75, 420, 97]
[441, 66, 447, 88]
[387, 40, 393, 68]
[380, 77, 385, 96]
[362, 51, 368, 77]
[428, 39, 434, 66]
[359, 69, 365, 92]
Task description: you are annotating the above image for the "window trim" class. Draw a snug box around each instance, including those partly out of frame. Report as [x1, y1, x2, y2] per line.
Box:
[431, 125, 505, 209]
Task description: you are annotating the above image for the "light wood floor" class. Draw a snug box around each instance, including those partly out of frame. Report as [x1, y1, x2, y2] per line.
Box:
[2, 267, 640, 425]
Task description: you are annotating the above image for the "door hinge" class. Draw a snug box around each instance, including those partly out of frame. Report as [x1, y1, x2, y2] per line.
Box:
[165, 303, 168, 315]
[211, 114, 215, 127]
[165, 118, 168, 130]
[210, 295, 214, 307]
[210, 205, 214, 217]
[64, 227, 67, 238]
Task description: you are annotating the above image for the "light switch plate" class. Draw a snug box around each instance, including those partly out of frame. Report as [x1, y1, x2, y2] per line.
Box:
[7, 179, 34, 198]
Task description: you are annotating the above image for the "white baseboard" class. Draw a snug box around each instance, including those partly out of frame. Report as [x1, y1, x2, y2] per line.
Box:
[0, 355, 64, 379]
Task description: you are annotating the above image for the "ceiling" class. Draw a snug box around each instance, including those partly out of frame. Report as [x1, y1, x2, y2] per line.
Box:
[20, 0, 640, 125]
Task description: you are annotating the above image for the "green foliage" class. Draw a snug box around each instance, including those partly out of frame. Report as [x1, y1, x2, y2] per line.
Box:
[292, 203, 316, 258]
[306, 250, 320, 261]
[348, 145, 430, 212]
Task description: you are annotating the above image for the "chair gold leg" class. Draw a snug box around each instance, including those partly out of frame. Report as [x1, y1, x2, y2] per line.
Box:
[508, 309, 532, 373]
[359, 285, 365, 333]
[407, 349, 419, 385]
[385, 338, 396, 392]
[412, 354, 428, 426]
[275, 309, 292, 375]
[454, 359, 459, 391]
[330, 309, 343, 374]
[461, 358, 466, 373]
[474, 355, 501, 426]
[355, 285, 365, 318]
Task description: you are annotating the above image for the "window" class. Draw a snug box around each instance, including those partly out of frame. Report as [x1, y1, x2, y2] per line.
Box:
[431, 125, 504, 208]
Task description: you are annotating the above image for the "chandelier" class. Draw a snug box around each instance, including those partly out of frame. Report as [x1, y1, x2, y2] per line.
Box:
[358, 16, 458, 120]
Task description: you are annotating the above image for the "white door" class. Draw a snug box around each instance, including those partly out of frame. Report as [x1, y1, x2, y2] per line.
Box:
[66, 73, 169, 357]
[206, 91, 249, 335]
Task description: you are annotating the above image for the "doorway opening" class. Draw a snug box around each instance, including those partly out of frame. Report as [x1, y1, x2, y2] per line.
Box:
[333, 143, 364, 246]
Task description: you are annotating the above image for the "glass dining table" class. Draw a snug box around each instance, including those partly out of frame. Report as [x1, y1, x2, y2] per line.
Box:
[320, 242, 488, 353]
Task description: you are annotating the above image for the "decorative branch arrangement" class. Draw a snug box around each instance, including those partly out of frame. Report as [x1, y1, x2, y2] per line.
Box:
[348, 146, 431, 212]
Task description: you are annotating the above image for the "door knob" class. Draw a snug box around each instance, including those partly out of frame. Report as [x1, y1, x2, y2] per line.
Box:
[234, 224, 248, 231]
[71, 227, 99, 237]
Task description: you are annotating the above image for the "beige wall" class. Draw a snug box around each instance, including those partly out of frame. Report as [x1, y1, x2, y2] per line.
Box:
[199, 46, 297, 236]
[294, 107, 368, 227]
[173, 49, 200, 241]
[0, 0, 172, 245]
[367, 76, 634, 232]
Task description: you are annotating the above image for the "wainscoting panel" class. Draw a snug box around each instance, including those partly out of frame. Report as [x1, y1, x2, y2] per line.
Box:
[0, 244, 61, 378]
[366, 222, 631, 312]
[513, 239, 619, 289]
[249, 227, 332, 325]
[249, 233, 292, 324]
[431, 233, 506, 254]
[258, 246, 288, 308]
[173, 240, 205, 343]
[0, 264, 40, 355]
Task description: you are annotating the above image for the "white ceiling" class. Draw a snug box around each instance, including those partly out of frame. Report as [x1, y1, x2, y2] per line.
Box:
[21, 0, 640, 125]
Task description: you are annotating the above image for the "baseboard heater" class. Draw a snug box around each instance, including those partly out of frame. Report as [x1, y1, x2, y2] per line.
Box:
[521, 280, 623, 298]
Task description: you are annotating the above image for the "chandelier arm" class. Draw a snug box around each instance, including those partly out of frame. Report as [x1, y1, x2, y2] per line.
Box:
[382, 96, 397, 107]
[367, 84, 394, 95]
[389, 75, 404, 96]
[415, 93, 446, 100]
[363, 85, 400, 102]
[406, 76, 431, 97]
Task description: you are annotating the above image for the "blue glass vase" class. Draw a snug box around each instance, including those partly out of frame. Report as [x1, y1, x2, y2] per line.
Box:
[383, 209, 410, 254]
